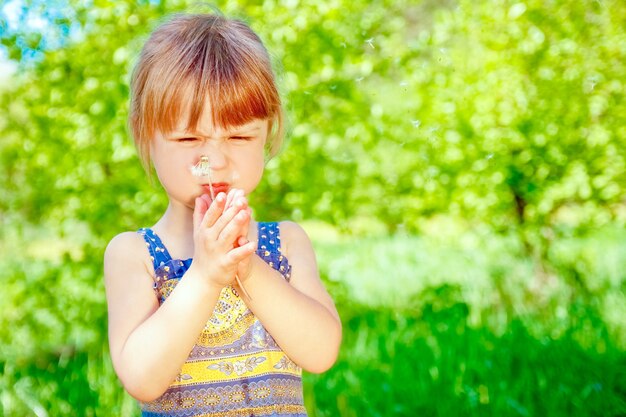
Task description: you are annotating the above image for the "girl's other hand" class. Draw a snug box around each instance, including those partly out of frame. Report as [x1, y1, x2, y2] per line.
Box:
[223, 189, 251, 246]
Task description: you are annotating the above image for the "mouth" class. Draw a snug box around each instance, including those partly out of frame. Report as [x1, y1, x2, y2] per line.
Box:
[202, 182, 229, 197]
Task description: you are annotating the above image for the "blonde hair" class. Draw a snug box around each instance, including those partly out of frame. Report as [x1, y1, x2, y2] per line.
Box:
[129, 13, 284, 171]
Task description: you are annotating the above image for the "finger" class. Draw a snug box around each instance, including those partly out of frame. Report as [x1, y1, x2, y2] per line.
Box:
[201, 193, 212, 207]
[236, 235, 249, 248]
[226, 188, 245, 209]
[227, 240, 257, 263]
[218, 209, 250, 245]
[238, 206, 252, 241]
[225, 188, 236, 209]
[235, 189, 245, 207]
[210, 192, 226, 208]
[212, 195, 249, 233]
[193, 196, 209, 231]
[230, 194, 248, 212]
[200, 192, 226, 229]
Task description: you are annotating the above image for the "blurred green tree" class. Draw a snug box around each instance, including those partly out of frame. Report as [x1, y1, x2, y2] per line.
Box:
[2, 0, 624, 250]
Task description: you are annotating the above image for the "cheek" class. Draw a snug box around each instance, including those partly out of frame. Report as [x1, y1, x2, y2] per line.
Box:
[240, 145, 265, 169]
[239, 150, 265, 188]
[152, 151, 192, 185]
[242, 158, 264, 182]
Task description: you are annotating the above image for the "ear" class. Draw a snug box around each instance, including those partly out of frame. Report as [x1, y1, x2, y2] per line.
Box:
[265, 111, 285, 160]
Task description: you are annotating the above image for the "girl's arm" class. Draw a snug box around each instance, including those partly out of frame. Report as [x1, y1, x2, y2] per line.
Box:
[105, 234, 222, 401]
[104, 195, 255, 402]
[240, 221, 342, 373]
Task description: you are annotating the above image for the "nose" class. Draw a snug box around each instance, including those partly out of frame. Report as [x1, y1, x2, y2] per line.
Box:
[201, 143, 227, 170]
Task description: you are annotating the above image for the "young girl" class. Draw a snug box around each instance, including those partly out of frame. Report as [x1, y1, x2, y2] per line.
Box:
[104, 13, 342, 417]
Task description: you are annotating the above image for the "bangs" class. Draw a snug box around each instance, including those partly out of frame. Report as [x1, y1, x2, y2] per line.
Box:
[130, 14, 284, 170]
[160, 34, 280, 135]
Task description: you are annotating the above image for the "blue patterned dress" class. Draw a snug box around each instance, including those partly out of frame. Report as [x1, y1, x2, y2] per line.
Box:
[137, 222, 307, 417]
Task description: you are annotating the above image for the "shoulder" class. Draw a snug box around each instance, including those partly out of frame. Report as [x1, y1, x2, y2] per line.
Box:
[277, 221, 311, 244]
[104, 231, 152, 276]
[277, 221, 315, 261]
[105, 231, 147, 260]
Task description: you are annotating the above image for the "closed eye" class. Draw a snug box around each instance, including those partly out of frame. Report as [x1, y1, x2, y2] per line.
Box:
[178, 137, 198, 142]
[230, 136, 252, 141]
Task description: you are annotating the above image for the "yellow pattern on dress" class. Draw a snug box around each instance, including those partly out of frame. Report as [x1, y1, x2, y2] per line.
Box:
[171, 351, 301, 386]
[167, 284, 301, 388]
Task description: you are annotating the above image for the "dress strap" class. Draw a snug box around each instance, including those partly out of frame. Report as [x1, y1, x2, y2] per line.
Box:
[256, 222, 292, 281]
[138, 228, 173, 270]
[257, 222, 283, 253]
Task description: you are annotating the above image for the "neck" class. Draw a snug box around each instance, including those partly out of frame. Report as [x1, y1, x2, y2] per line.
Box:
[157, 202, 194, 231]
[152, 202, 195, 260]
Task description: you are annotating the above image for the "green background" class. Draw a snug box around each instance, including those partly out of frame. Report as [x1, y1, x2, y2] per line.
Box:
[1, 0, 625, 415]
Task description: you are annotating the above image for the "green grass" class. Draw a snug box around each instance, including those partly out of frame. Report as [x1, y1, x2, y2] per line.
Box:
[304, 298, 626, 416]
[1, 226, 625, 416]
[305, 225, 626, 416]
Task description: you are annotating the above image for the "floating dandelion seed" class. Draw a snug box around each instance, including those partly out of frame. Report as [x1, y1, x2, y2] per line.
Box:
[330, 85, 337, 90]
[341, 42, 347, 48]
[355, 76, 364, 83]
[486, 153, 494, 160]
[365, 38, 375, 48]
[588, 76, 598, 90]
[411, 120, 421, 128]
[399, 81, 408, 87]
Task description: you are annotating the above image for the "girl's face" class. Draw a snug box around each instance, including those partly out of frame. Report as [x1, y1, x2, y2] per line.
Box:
[150, 102, 268, 210]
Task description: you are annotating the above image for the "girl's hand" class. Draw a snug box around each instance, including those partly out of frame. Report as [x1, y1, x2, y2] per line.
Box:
[225, 188, 256, 299]
[234, 231, 254, 285]
[224, 189, 252, 248]
[190, 191, 256, 289]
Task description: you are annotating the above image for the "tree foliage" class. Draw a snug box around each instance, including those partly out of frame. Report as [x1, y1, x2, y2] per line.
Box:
[1, 0, 624, 239]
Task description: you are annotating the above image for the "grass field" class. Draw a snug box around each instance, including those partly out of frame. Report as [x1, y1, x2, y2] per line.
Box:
[1, 224, 625, 416]
[306, 224, 626, 416]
